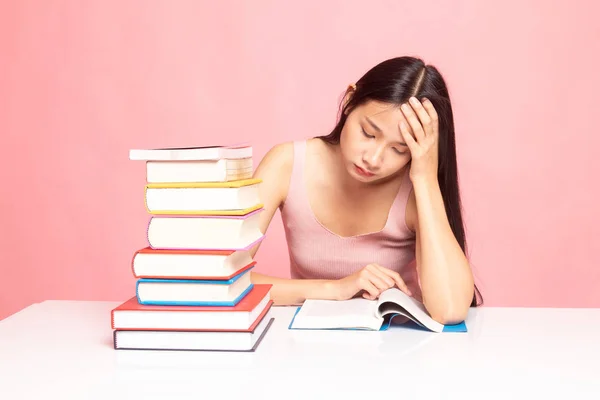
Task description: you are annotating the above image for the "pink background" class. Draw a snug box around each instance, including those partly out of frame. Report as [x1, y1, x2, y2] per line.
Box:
[1, 1, 599, 320]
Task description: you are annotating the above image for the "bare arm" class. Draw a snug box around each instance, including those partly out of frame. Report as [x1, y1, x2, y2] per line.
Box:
[250, 274, 339, 305]
[247, 142, 292, 259]
[398, 96, 475, 325]
[248, 142, 339, 305]
[407, 179, 474, 325]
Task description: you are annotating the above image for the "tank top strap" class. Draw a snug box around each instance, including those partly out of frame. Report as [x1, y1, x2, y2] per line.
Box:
[397, 166, 413, 206]
[386, 166, 414, 234]
[292, 140, 307, 181]
[284, 140, 308, 202]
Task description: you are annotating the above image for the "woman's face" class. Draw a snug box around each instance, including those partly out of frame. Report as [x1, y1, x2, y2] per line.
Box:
[339, 99, 412, 184]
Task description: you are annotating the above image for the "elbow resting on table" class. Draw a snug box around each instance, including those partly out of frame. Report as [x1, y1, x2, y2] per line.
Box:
[430, 309, 468, 326]
[422, 272, 475, 325]
[426, 299, 471, 325]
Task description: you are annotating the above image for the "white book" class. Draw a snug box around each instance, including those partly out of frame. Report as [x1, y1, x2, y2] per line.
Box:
[289, 288, 467, 333]
[144, 180, 261, 214]
[146, 209, 264, 251]
[131, 247, 254, 280]
[129, 144, 252, 161]
[146, 158, 253, 183]
[113, 311, 274, 352]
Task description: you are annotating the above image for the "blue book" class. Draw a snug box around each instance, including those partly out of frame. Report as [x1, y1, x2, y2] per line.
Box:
[288, 288, 467, 333]
[136, 267, 253, 306]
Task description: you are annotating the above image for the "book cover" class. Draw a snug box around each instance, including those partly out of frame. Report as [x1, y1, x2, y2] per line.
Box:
[112, 285, 273, 331]
[135, 267, 254, 306]
[129, 144, 252, 161]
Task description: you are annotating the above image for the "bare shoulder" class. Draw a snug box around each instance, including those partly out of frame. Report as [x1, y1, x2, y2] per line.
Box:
[305, 137, 337, 173]
[305, 137, 326, 151]
[253, 141, 295, 204]
[404, 185, 418, 234]
[256, 141, 294, 171]
[259, 142, 294, 167]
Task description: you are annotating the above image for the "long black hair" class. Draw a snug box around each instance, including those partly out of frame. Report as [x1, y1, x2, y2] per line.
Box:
[317, 56, 483, 307]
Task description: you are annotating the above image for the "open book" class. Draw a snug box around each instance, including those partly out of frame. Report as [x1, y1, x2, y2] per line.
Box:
[288, 288, 467, 333]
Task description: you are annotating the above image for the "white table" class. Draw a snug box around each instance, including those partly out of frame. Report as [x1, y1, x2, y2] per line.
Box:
[1, 300, 599, 399]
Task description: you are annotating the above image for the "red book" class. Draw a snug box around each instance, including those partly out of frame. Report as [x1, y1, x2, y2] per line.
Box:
[111, 284, 272, 332]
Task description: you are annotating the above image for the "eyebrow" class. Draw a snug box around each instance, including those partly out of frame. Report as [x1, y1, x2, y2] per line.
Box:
[365, 116, 407, 146]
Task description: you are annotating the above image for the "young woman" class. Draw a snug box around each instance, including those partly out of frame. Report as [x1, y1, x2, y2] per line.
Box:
[249, 56, 482, 324]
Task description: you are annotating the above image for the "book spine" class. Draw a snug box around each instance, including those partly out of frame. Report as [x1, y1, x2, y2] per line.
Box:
[131, 249, 141, 278]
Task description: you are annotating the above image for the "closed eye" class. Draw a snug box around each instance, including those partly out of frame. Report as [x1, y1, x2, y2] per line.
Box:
[362, 125, 405, 154]
[362, 128, 375, 138]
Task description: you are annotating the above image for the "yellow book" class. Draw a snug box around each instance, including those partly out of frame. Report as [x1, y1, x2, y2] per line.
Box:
[146, 178, 261, 189]
[144, 179, 263, 215]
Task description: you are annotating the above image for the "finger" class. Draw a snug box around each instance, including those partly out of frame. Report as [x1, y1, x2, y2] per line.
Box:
[420, 97, 439, 137]
[366, 264, 395, 288]
[377, 267, 412, 296]
[369, 263, 411, 296]
[367, 264, 395, 292]
[401, 102, 426, 143]
[363, 270, 391, 293]
[399, 120, 418, 152]
[370, 273, 393, 292]
[409, 97, 433, 136]
[358, 277, 380, 300]
[363, 291, 377, 300]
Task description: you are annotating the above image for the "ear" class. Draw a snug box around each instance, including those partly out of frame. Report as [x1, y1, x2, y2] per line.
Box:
[342, 83, 357, 114]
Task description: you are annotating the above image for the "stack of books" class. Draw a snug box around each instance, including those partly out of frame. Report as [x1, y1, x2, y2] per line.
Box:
[111, 144, 274, 352]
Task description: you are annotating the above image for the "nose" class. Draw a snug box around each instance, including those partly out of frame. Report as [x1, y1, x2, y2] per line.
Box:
[363, 144, 385, 171]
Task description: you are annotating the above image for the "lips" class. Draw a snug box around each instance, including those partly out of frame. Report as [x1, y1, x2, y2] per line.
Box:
[354, 164, 375, 177]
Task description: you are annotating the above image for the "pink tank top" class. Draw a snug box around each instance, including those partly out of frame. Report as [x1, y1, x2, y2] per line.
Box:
[280, 140, 422, 300]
